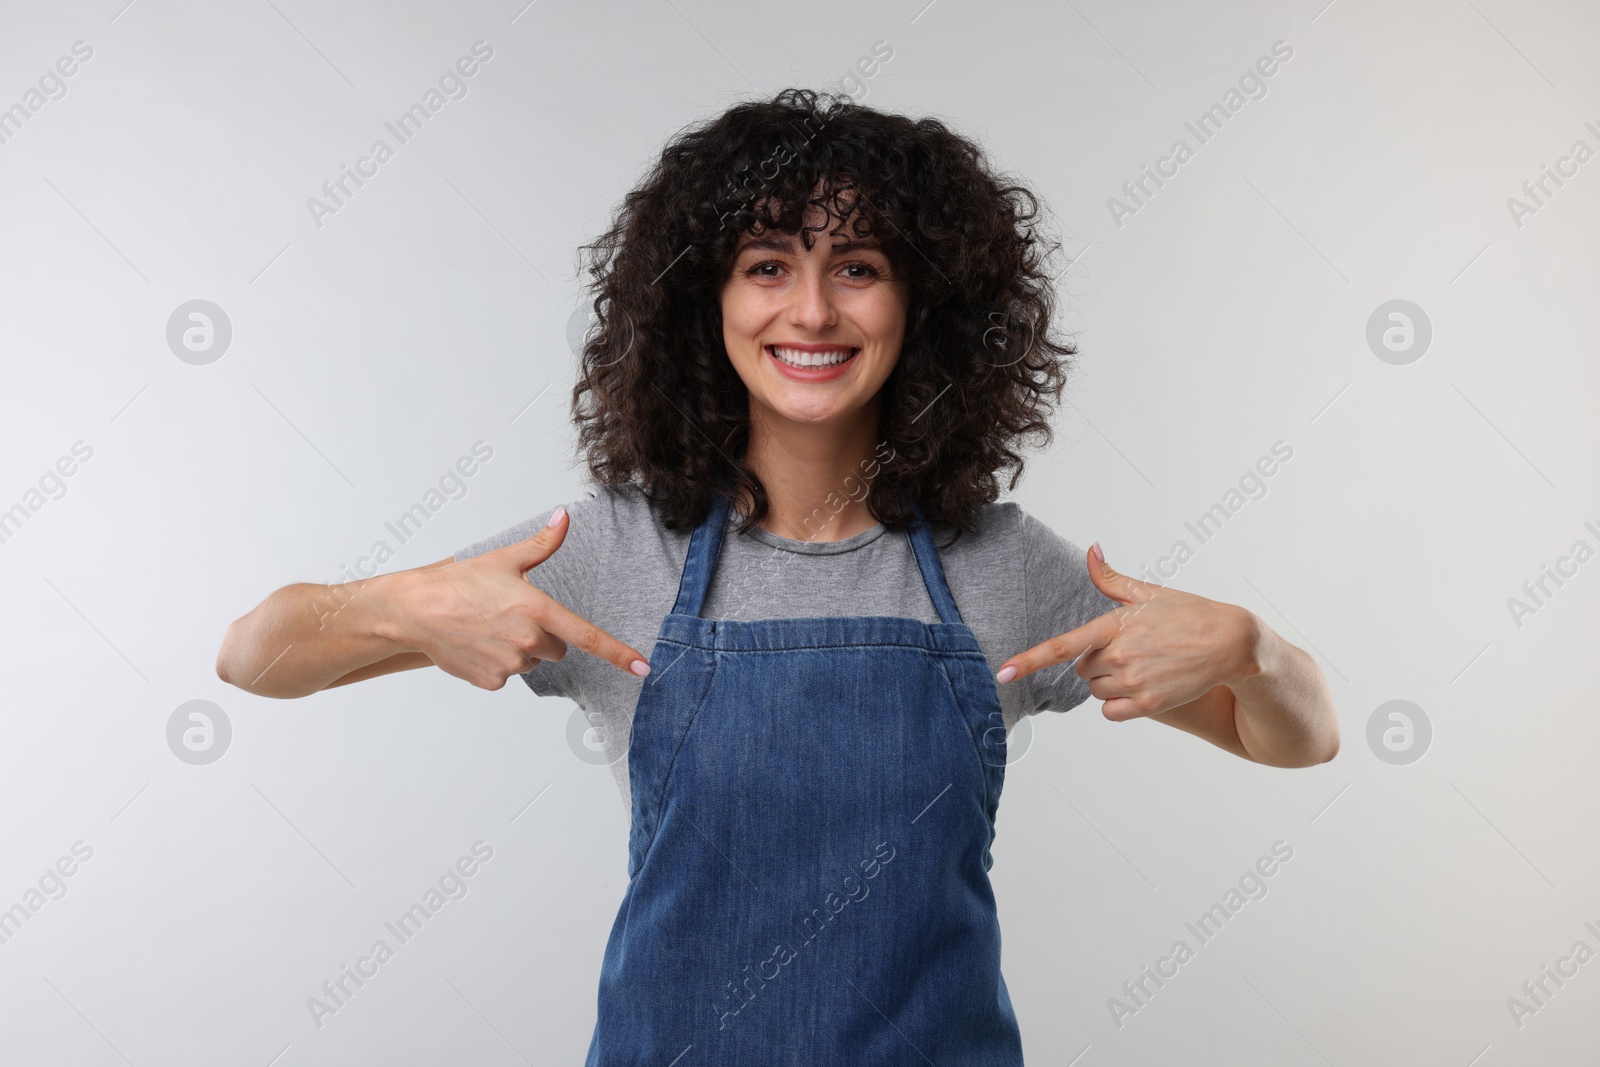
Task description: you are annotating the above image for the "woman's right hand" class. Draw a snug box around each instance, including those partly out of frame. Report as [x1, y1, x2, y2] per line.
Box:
[216, 506, 650, 698]
[382, 507, 651, 690]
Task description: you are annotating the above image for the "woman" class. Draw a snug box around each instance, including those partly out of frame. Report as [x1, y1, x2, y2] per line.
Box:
[217, 88, 1338, 1063]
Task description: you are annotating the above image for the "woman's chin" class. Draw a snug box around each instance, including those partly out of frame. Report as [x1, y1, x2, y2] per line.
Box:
[759, 394, 864, 427]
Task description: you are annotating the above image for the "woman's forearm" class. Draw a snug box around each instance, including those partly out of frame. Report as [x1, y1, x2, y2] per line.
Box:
[1229, 618, 1341, 767]
[215, 574, 413, 699]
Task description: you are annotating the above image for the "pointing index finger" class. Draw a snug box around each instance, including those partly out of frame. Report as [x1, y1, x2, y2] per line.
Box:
[538, 598, 651, 677]
[996, 609, 1122, 685]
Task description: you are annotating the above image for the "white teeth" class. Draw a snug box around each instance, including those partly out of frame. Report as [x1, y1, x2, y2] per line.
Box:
[769, 345, 855, 367]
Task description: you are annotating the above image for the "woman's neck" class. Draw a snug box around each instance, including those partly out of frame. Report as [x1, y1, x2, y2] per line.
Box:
[742, 404, 882, 543]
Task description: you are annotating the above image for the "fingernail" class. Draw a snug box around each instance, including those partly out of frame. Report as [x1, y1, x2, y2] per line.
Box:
[630, 659, 650, 677]
[996, 665, 1017, 684]
[547, 506, 567, 527]
[1090, 541, 1104, 565]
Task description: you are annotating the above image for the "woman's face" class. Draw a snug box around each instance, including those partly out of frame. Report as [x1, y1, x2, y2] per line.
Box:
[720, 213, 909, 431]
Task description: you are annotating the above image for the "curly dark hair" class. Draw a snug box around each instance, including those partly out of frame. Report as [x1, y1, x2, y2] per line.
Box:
[569, 87, 1075, 540]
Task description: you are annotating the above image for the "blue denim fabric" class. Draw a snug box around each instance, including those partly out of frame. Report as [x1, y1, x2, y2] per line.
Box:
[586, 491, 1023, 1065]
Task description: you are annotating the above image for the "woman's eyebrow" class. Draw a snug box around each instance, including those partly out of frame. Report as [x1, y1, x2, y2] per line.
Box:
[831, 237, 885, 253]
[735, 233, 885, 254]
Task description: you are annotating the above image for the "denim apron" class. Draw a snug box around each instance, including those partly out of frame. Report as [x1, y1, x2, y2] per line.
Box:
[585, 490, 1023, 1065]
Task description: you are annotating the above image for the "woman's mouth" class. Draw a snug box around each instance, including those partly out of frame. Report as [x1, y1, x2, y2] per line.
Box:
[766, 344, 860, 381]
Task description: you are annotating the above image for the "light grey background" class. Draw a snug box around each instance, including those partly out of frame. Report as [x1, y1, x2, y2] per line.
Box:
[2, 0, 1596, 1063]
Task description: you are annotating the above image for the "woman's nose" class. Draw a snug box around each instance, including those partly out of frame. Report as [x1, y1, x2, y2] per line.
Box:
[787, 268, 837, 331]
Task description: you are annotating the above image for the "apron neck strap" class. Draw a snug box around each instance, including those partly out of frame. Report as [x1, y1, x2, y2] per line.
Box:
[670, 489, 966, 626]
[903, 500, 965, 626]
[671, 490, 733, 618]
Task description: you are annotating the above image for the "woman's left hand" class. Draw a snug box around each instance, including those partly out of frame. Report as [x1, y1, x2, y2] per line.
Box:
[997, 543, 1262, 722]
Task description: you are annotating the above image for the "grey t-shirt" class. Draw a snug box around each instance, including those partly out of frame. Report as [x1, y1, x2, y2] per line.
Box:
[453, 481, 1117, 812]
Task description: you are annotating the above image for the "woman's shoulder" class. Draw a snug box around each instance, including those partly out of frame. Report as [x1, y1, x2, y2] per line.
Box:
[548, 481, 705, 587]
[931, 498, 1099, 602]
[930, 498, 1052, 557]
[572, 480, 685, 544]
[450, 479, 662, 563]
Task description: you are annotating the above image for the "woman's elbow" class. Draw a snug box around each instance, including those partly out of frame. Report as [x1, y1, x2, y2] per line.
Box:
[214, 621, 264, 694]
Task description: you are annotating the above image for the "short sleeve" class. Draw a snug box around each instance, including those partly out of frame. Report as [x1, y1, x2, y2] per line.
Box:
[452, 499, 589, 700]
[1017, 510, 1121, 713]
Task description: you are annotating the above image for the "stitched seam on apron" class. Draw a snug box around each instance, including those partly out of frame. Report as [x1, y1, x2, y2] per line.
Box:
[926, 650, 991, 814]
[639, 649, 721, 864]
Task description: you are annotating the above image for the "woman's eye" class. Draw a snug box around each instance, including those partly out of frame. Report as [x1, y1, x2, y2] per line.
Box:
[741, 259, 880, 280]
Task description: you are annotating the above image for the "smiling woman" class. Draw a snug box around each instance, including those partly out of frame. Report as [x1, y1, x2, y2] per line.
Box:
[216, 85, 1338, 1066]
[569, 87, 1074, 538]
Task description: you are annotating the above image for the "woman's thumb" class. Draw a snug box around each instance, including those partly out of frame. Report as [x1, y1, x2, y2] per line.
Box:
[506, 506, 568, 573]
